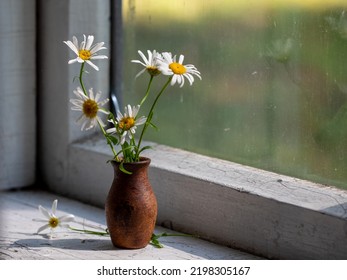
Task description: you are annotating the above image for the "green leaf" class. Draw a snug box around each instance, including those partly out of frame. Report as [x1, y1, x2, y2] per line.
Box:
[138, 145, 152, 154]
[149, 122, 159, 130]
[107, 135, 119, 145]
[108, 112, 115, 120]
[119, 161, 132, 175]
[147, 111, 154, 123]
[150, 240, 164, 248]
[150, 234, 164, 248]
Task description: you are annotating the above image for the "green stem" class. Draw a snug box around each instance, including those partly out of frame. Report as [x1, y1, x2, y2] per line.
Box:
[79, 62, 88, 96]
[140, 75, 154, 106]
[98, 120, 117, 158]
[69, 226, 109, 236]
[135, 77, 172, 160]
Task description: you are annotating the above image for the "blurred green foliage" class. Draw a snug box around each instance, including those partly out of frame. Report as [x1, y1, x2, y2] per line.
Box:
[122, 1, 347, 189]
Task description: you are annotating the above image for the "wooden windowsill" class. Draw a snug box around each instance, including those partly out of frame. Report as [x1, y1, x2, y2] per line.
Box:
[0, 189, 262, 260]
[60, 137, 347, 259]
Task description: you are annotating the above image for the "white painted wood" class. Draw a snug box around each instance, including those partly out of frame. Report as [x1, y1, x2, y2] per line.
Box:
[63, 136, 347, 259]
[0, 190, 260, 260]
[36, 0, 347, 260]
[38, 0, 110, 191]
[0, 0, 36, 189]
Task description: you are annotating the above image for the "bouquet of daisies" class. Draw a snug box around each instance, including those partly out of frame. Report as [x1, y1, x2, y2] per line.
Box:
[64, 34, 201, 172]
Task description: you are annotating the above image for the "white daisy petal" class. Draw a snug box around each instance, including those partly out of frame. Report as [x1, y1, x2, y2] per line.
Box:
[135, 68, 147, 79]
[106, 127, 116, 134]
[85, 35, 94, 50]
[99, 108, 109, 115]
[97, 117, 106, 128]
[127, 104, 132, 117]
[136, 116, 147, 125]
[70, 99, 83, 107]
[138, 50, 150, 65]
[38, 206, 51, 219]
[71, 99, 84, 106]
[147, 50, 153, 62]
[86, 60, 99, 71]
[178, 54, 185, 64]
[171, 74, 177, 86]
[116, 110, 124, 121]
[162, 52, 173, 62]
[51, 200, 58, 214]
[37, 224, 50, 234]
[77, 57, 85, 63]
[72, 36, 79, 49]
[178, 75, 184, 88]
[90, 42, 106, 53]
[59, 214, 75, 223]
[81, 119, 88, 131]
[64, 40, 79, 55]
[68, 58, 78, 64]
[89, 88, 95, 100]
[131, 59, 147, 67]
[133, 105, 140, 116]
[185, 73, 194, 85]
[120, 131, 127, 145]
[74, 87, 87, 98]
[71, 107, 81, 111]
[91, 55, 108, 60]
[81, 34, 87, 49]
[76, 113, 86, 123]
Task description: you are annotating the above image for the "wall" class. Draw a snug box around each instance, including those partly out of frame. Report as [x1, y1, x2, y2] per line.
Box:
[0, 0, 36, 190]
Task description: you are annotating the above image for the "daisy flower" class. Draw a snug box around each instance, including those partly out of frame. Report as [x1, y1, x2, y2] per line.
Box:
[70, 87, 109, 131]
[157, 52, 201, 87]
[33, 200, 75, 237]
[107, 104, 146, 145]
[63, 34, 108, 71]
[131, 50, 162, 78]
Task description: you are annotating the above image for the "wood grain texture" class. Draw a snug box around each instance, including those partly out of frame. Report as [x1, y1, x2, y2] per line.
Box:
[0, 0, 36, 189]
[38, 0, 111, 193]
[0, 190, 260, 260]
[67, 138, 347, 259]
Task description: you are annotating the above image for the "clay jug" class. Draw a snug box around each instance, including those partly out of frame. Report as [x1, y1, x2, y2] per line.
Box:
[105, 157, 157, 249]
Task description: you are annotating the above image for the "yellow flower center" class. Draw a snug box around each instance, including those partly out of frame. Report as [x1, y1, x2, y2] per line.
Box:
[169, 62, 186, 75]
[147, 66, 161, 76]
[119, 117, 135, 130]
[83, 99, 99, 119]
[49, 217, 59, 228]
[79, 49, 91, 60]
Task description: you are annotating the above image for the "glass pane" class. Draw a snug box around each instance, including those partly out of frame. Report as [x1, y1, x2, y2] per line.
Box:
[121, 0, 347, 190]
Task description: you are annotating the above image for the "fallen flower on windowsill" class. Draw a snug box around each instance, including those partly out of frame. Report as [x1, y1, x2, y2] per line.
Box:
[33, 199, 196, 248]
[32, 199, 75, 239]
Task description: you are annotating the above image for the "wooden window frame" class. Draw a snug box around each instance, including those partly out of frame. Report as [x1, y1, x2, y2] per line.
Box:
[38, 0, 347, 259]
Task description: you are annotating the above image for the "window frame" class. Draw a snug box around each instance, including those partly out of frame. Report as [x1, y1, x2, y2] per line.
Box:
[38, 0, 347, 259]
